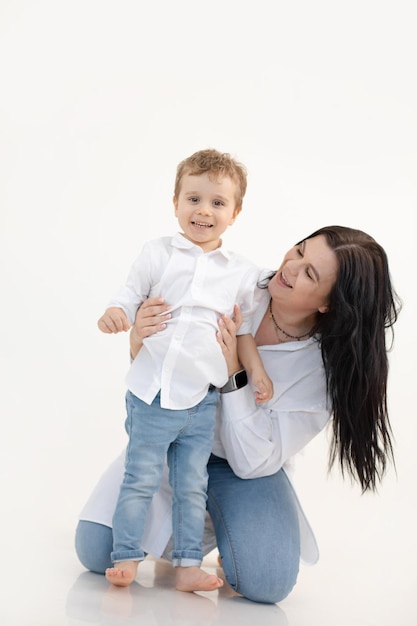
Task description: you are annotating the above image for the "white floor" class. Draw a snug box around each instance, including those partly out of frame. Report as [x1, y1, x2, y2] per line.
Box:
[2, 533, 415, 626]
[1, 305, 415, 626]
[1, 436, 415, 626]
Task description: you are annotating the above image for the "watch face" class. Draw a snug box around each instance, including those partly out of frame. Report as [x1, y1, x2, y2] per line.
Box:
[235, 370, 248, 388]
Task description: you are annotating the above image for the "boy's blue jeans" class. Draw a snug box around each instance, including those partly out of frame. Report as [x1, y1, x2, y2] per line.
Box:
[111, 388, 218, 567]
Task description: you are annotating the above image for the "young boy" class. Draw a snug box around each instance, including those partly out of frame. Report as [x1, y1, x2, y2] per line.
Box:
[98, 149, 272, 592]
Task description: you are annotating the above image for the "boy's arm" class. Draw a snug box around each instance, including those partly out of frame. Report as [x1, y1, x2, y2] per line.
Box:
[237, 334, 274, 403]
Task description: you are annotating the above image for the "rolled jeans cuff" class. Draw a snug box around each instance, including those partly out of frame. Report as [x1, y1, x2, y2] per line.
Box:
[111, 549, 145, 563]
[172, 550, 202, 568]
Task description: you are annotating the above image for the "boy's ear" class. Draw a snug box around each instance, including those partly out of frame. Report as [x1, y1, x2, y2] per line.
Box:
[173, 195, 178, 214]
[232, 205, 242, 221]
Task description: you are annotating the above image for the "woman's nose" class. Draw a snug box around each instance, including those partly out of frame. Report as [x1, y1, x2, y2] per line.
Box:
[284, 259, 299, 276]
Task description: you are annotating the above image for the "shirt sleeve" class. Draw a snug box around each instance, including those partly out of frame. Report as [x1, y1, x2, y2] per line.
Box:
[235, 266, 264, 336]
[219, 360, 330, 479]
[106, 240, 164, 324]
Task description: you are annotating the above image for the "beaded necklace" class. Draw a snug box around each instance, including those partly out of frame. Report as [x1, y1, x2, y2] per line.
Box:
[268, 298, 312, 342]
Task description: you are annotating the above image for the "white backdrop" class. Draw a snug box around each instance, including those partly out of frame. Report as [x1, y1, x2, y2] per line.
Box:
[1, 1, 416, 622]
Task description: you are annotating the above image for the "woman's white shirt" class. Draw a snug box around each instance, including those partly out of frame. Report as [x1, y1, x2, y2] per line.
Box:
[214, 292, 330, 478]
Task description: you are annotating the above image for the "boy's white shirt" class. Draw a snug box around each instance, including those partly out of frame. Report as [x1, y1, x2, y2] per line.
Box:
[81, 291, 330, 565]
[107, 233, 261, 409]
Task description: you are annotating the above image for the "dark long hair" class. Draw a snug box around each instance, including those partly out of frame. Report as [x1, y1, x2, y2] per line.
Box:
[265, 226, 401, 492]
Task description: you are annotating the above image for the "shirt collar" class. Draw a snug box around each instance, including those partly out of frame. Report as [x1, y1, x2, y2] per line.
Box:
[171, 232, 232, 260]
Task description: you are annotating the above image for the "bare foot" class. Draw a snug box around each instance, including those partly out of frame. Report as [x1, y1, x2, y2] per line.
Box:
[175, 566, 224, 592]
[105, 561, 139, 587]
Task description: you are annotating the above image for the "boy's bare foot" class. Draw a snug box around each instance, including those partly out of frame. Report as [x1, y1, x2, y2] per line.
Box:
[175, 566, 224, 592]
[105, 561, 139, 587]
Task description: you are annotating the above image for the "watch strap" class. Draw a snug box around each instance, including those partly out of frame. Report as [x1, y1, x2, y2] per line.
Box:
[219, 369, 248, 393]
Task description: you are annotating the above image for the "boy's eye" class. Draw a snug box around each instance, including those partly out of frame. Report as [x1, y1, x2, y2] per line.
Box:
[189, 197, 199, 203]
[213, 200, 224, 207]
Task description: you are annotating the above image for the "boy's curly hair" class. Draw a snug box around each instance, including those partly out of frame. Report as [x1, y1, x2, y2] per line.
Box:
[174, 148, 247, 210]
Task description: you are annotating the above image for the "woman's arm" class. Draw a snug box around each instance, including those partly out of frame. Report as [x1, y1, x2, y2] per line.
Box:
[216, 313, 330, 478]
[216, 306, 243, 376]
[217, 308, 273, 402]
[219, 377, 329, 479]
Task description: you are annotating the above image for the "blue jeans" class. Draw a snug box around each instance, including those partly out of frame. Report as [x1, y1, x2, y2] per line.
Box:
[111, 389, 218, 567]
[206, 455, 300, 602]
[75, 455, 300, 603]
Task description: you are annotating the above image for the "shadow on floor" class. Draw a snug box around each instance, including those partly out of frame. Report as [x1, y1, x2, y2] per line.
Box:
[66, 562, 288, 626]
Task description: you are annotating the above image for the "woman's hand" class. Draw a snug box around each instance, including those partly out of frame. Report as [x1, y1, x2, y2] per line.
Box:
[216, 305, 242, 376]
[130, 297, 171, 359]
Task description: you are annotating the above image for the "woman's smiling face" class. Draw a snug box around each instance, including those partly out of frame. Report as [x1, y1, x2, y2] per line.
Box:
[269, 235, 338, 316]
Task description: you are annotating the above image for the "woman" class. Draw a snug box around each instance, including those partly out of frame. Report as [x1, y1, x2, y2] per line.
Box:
[76, 226, 400, 603]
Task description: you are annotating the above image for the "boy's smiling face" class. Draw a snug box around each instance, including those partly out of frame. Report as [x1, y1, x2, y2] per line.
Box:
[173, 172, 240, 252]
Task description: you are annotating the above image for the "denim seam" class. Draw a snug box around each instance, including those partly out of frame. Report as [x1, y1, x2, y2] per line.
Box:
[206, 490, 240, 592]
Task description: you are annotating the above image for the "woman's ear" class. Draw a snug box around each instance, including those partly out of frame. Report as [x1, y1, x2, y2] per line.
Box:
[318, 304, 329, 314]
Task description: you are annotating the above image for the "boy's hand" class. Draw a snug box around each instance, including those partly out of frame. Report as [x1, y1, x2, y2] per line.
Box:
[98, 307, 131, 334]
[252, 374, 274, 404]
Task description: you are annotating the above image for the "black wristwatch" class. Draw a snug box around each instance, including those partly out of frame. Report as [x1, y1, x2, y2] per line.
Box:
[219, 369, 248, 394]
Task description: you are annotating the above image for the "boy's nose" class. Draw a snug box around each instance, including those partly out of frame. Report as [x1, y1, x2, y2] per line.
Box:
[197, 203, 212, 215]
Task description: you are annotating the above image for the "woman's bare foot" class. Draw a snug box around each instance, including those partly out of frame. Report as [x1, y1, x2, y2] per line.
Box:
[175, 566, 224, 592]
[105, 561, 139, 587]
